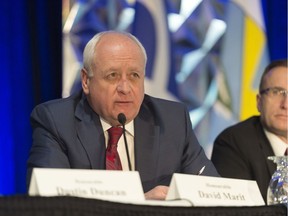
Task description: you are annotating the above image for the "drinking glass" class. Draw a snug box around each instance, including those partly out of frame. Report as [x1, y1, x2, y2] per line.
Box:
[267, 156, 288, 206]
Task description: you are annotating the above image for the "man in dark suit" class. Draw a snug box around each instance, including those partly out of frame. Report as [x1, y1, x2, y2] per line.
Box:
[211, 59, 288, 202]
[27, 31, 219, 200]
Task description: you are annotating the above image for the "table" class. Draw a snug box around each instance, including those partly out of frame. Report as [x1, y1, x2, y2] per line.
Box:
[0, 196, 286, 216]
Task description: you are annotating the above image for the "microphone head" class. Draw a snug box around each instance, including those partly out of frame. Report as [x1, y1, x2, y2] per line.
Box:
[117, 113, 126, 125]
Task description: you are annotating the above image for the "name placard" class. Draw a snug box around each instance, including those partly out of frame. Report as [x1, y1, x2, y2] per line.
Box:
[166, 174, 265, 206]
[29, 168, 145, 203]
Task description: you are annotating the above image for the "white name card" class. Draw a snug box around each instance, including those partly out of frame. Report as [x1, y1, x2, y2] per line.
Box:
[29, 168, 145, 203]
[166, 174, 265, 206]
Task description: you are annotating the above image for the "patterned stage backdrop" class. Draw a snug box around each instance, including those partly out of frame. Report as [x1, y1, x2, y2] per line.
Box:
[62, 0, 268, 158]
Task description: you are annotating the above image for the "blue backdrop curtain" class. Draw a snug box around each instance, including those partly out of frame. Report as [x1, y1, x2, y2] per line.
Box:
[0, 1, 62, 194]
[0, 0, 286, 195]
[262, 0, 287, 60]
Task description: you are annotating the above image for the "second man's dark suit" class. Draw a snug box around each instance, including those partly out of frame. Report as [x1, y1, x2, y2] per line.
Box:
[28, 91, 219, 192]
[211, 116, 276, 202]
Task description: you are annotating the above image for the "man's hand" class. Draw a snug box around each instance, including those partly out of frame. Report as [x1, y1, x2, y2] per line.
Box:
[144, 185, 169, 200]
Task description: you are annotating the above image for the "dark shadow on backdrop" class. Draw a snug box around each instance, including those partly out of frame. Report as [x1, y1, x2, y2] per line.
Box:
[22, 1, 62, 193]
[27, 1, 62, 105]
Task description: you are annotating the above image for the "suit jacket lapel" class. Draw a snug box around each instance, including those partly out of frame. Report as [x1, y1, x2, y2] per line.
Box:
[134, 116, 160, 182]
[75, 95, 106, 169]
[255, 120, 276, 175]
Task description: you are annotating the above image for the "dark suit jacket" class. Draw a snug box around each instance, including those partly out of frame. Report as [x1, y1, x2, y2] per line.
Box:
[28, 91, 219, 192]
[211, 116, 276, 202]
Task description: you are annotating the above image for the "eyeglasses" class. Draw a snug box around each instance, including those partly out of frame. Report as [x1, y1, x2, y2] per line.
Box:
[260, 87, 288, 99]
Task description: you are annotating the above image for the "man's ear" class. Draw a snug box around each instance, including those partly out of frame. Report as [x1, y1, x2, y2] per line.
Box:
[81, 68, 89, 94]
[256, 94, 261, 113]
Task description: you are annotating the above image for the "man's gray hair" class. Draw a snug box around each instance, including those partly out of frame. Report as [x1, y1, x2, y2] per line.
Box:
[82, 31, 147, 77]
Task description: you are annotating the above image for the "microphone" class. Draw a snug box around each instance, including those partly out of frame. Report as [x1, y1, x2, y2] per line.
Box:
[117, 113, 132, 171]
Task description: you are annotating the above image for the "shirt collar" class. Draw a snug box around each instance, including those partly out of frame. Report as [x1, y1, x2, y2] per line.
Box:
[100, 117, 134, 136]
[264, 129, 288, 156]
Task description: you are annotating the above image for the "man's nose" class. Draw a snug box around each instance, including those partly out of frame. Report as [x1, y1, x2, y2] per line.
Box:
[280, 93, 288, 109]
[117, 78, 131, 94]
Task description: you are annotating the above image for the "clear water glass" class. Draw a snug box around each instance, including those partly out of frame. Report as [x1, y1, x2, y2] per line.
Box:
[267, 156, 288, 206]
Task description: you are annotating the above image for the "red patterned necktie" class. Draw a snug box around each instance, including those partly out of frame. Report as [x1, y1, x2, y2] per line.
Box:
[106, 127, 123, 170]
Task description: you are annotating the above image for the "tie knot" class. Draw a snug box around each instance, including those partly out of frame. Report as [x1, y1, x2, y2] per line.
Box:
[107, 127, 123, 146]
